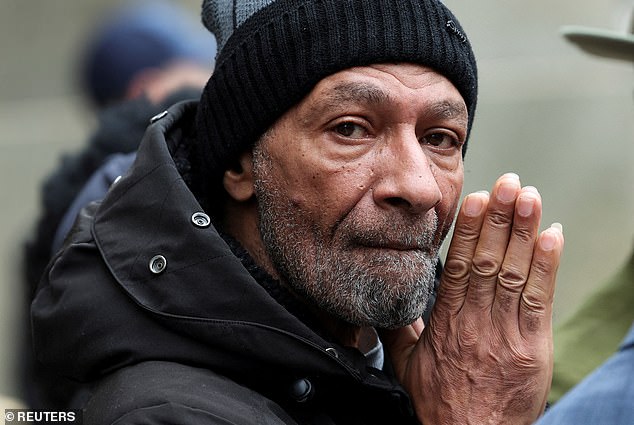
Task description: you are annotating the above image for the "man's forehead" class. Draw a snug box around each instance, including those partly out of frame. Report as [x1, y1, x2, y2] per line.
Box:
[302, 65, 467, 119]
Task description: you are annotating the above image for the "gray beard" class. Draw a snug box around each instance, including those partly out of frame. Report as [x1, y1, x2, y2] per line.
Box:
[253, 149, 440, 329]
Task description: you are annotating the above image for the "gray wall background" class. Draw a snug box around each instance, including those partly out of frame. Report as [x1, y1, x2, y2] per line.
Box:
[0, 0, 632, 402]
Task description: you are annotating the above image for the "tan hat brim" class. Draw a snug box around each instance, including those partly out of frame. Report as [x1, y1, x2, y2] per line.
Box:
[560, 25, 634, 61]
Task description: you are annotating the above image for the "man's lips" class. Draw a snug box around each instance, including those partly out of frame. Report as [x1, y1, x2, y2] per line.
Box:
[350, 238, 430, 253]
[364, 243, 423, 251]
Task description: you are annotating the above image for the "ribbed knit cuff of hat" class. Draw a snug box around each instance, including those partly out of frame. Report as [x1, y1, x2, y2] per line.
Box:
[194, 0, 478, 207]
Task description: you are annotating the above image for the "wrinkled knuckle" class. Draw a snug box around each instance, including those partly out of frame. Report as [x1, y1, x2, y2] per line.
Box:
[487, 209, 513, 228]
[471, 254, 501, 278]
[453, 223, 481, 241]
[511, 225, 535, 244]
[521, 290, 546, 310]
[531, 256, 554, 280]
[498, 266, 527, 290]
[443, 257, 471, 282]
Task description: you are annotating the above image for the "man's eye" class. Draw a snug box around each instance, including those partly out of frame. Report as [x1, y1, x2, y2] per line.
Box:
[422, 132, 460, 150]
[334, 122, 368, 138]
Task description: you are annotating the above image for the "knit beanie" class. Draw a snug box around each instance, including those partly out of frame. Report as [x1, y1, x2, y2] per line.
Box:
[194, 0, 477, 206]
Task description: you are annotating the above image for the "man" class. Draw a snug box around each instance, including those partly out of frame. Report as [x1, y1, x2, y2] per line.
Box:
[32, 0, 564, 423]
[536, 8, 634, 423]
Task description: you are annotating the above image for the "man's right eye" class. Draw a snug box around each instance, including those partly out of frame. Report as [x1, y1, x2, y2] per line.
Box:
[334, 122, 368, 138]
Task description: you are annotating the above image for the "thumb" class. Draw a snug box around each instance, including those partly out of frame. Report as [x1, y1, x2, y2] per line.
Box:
[380, 318, 424, 381]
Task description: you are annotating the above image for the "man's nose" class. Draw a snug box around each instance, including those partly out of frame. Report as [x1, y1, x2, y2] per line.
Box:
[372, 131, 442, 213]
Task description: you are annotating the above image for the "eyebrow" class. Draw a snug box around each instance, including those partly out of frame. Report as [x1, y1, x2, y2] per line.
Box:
[307, 81, 392, 116]
[305, 80, 468, 127]
[332, 81, 391, 105]
[429, 100, 468, 128]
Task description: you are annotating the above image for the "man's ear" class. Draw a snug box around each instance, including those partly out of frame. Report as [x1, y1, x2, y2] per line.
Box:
[223, 152, 255, 202]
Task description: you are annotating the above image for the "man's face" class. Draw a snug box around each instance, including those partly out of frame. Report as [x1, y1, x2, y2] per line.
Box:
[252, 63, 467, 329]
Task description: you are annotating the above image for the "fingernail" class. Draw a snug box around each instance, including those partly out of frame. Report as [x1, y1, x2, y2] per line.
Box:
[540, 225, 562, 251]
[523, 186, 539, 195]
[551, 222, 563, 233]
[517, 195, 535, 217]
[464, 193, 485, 217]
[502, 172, 520, 180]
[497, 181, 518, 204]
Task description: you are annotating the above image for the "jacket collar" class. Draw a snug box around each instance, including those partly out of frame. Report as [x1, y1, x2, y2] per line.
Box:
[90, 101, 379, 381]
[93, 101, 322, 339]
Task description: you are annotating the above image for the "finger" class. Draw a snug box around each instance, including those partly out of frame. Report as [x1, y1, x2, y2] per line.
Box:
[465, 173, 521, 310]
[519, 223, 564, 337]
[493, 186, 542, 328]
[435, 190, 489, 320]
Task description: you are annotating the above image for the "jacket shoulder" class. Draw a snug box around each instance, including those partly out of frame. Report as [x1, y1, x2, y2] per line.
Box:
[84, 361, 298, 425]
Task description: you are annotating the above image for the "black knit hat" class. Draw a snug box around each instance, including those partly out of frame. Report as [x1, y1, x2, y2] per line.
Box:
[194, 0, 477, 204]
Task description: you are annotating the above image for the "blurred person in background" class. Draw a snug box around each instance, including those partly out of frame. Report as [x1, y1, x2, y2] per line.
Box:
[24, 0, 215, 306]
[22, 0, 215, 409]
[79, 0, 215, 109]
[537, 7, 634, 423]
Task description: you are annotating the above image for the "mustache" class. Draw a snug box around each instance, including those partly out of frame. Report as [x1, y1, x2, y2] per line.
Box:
[337, 210, 441, 251]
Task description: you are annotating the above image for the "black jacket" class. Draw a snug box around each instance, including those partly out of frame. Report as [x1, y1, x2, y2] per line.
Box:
[32, 101, 431, 424]
[23, 88, 202, 410]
